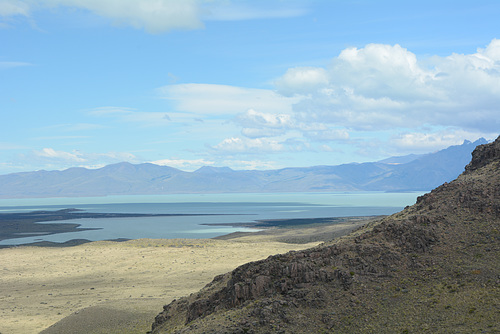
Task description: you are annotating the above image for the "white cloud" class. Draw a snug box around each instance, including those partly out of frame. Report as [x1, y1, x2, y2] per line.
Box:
[3, 0, 203, 33]
[192, 40, 496, 158]
[275, 67, 329, 97]
[212, 137, 284, 153]
[2, 0, 309, 33]
[234, 108, 350, 142]
[331, 43, 433, 101]
[391, 129, 495, 153]
[236, 109, 292, 138]
[240, 127, 285, 139]
[154, 40, 499, 159]
[0, 0, 29, 17]
[159, 84, 297, 116]
[63, 0, 204, 33]
[152, 158, 214, 171]
[238, 109, 293, 127]
[35, 147, 86, 162]
[275, 39, 500, 134]
[304, 129, 349, 141]
[319, 144, 335, 152]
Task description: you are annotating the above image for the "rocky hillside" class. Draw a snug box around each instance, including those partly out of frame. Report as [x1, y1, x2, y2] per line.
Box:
[149, 136, 500, 334]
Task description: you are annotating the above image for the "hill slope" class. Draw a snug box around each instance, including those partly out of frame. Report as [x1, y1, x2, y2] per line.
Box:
[150, 136, 500, 333]
[0, 138, 487, 198]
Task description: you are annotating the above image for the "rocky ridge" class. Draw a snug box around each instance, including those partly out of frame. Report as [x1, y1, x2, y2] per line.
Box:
[150, 137, 500, 333]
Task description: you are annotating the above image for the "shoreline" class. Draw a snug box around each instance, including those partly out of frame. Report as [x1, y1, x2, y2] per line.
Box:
[0, 214, 376, 249]
[0, 218, 374, 334]
[0, 208, 243, 247]
[0, 207, 381, 248]
[204, 215, 381, 228]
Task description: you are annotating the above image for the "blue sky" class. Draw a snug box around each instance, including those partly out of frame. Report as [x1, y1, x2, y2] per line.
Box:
[1, 0, 499, 173]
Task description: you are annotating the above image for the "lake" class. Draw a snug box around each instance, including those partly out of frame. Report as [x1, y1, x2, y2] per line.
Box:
[0, 192, 425, 246]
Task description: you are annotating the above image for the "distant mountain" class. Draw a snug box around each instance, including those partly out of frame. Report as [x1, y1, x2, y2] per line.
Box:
[0, 138, 488, 198]
[377, 153, 423, 164]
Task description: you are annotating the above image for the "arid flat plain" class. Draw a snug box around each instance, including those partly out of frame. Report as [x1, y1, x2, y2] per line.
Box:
[0, 221, 365, 334]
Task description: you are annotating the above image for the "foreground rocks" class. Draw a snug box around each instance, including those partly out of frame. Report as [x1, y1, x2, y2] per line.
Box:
[150, 137, 500, 333]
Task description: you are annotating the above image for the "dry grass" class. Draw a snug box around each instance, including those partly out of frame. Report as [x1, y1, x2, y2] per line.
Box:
[0, 237, 321, 334]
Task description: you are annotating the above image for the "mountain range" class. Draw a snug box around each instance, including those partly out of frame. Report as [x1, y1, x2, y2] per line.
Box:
[0, 138, 487, 198]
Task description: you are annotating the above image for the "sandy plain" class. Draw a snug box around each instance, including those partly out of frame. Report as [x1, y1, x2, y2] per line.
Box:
[0, 221, 366, 334]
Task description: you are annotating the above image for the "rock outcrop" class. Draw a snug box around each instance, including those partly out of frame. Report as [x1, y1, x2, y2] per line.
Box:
[150, 137, 500, 334]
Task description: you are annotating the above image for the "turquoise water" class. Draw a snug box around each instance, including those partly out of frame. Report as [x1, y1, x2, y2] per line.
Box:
[0, 192, 425, 246]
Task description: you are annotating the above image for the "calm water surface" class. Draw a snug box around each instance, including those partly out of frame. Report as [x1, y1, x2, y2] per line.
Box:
[0, 192, 426, 246]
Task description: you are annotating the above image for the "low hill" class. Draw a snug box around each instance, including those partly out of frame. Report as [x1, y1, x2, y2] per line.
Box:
[149, 136, 500, 333]
[0, 138, 487, 198]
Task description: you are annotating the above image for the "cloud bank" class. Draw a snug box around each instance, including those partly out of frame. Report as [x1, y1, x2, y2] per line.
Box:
[86, 40, 499, 160]
[196, 39, 499, 156]
[276, 40, 500, 133]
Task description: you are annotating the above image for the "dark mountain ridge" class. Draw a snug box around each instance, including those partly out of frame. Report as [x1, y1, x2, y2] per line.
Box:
[0, 138, 488, 198]
[150, 136, 500, 333]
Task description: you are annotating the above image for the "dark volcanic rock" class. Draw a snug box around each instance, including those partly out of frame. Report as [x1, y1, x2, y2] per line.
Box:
[150, 136, 500, 334]
[464, 137, 500, 173]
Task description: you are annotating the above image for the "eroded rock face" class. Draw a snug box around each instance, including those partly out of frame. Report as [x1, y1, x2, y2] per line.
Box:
[151, 214, 441, 331]
[464, 137, 500, 173]
[151, 136, 500, 334]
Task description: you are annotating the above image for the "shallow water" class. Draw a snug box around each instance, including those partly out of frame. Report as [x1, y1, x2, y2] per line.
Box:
[0, 192, 425, 245]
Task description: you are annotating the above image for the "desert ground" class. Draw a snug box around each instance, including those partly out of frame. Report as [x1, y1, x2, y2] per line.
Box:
[0, 220, 367, 334]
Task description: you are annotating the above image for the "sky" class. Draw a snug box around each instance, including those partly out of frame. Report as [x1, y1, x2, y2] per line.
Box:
[1, 0, 499, 174]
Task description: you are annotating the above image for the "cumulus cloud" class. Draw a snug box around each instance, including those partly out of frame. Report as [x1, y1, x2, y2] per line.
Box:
[274, 39, 500, 146]
[236, 109, 292, 138]
[155, 40, 498, 157]
[234, 108, 350, 143]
